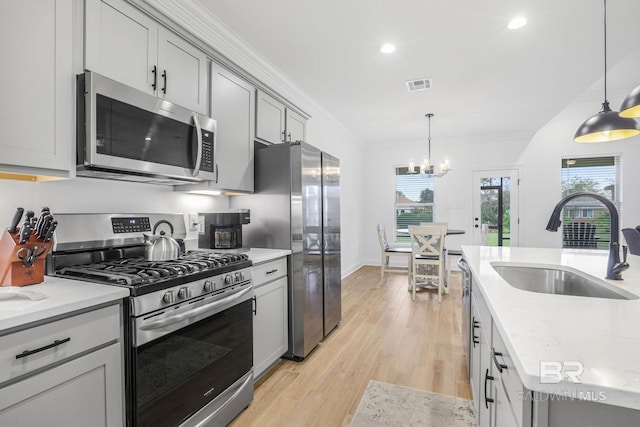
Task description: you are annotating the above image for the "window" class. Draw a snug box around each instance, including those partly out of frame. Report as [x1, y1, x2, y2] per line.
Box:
[561, 156, 621, 249]
[394, 166, 435, 242]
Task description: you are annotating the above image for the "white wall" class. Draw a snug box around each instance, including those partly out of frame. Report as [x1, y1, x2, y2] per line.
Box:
[0, 178, 229, 241]
[362, 135, 527, 267]
[362, 50, 640, 268]
[518, 51, 640, 249]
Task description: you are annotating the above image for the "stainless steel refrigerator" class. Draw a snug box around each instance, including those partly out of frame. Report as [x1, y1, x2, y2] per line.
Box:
[232, 141, 341, 360]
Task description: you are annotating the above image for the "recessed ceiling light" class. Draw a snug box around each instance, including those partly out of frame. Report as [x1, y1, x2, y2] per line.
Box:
[380, 43, 396, 54]
[507, 16, 527, 30]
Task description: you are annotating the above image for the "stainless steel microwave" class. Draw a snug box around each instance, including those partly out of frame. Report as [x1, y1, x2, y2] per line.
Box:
[77, 71, 217, 184]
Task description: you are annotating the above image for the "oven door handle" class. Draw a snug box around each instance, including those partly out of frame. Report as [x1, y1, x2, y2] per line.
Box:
[140, 286, 252, 331]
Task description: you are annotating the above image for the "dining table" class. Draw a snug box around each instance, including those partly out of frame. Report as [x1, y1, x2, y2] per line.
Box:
[396, 228, 466, 236]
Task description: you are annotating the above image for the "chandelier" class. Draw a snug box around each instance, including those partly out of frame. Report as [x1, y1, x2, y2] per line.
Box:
[408, 113, 451, 177]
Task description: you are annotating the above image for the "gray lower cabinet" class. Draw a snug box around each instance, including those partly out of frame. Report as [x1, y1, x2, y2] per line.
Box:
[252, 257, 288, 380]
[471, 278, 526, 427]
[0, 343, 122, 426]
[0, 304, 124, 426]
[209, 61, 256, 192]
[470, 286, 495, 427]
[469, 276, 640, 427]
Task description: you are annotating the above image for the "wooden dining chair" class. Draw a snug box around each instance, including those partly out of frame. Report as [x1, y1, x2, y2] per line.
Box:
[420, 222, 456, 288]
[377, 223, 412, 281]
[409, 224, 447, 301]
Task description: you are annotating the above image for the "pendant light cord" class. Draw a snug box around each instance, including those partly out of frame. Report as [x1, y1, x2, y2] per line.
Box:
[604, 0, 608, 102]
[426, 113, 433, 162]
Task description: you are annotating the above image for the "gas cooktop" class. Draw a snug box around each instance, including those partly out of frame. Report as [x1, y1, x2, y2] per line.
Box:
[53, 250, 251, 296]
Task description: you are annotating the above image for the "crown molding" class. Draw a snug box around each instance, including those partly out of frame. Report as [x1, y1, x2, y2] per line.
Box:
[132, 0, 364, 146]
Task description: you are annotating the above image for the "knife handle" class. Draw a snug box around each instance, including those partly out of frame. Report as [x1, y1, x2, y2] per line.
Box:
[8, 207, 24, 234]
[44, 220, 58, 242]
[18, 223, 33, 244]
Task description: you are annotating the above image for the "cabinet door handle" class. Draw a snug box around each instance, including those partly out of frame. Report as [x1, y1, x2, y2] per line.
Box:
[492, 349, 508, 373]
[252, 296, 257, 315]
[287, 132, 292, 142]
[484, 368, 494, 408]
[281, 130, 286, 142]
[266, 269, 278, 275]
[472, 318, 480, 348]
[162, 70, 167, 94]
[16, 337, 71, 359]
[151, 65, 157, 90]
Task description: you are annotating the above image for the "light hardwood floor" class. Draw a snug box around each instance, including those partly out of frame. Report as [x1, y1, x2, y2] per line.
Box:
[230, 265, 472, 427]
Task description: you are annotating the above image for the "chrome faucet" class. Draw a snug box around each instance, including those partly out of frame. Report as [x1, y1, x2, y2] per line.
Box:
[546, 191, 629, 280]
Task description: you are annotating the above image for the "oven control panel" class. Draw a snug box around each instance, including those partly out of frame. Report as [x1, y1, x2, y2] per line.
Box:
[111, 217, 151, 234]
[132, 267, 253, 316]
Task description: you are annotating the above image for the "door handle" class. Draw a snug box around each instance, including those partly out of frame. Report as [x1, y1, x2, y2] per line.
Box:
[151, 65, 157, 90]
[484, 368, 494, 408]
[472, 318, 480, 348]
[191, 114, 203, 177]
[161, 70, 167, 94]
[492, 349, 508, 373]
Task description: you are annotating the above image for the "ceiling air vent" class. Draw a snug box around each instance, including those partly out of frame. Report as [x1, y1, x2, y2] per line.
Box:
[405, 78, 432, 92]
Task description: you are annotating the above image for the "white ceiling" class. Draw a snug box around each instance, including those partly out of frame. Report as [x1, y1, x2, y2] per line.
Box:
[197, 0, 640, 146]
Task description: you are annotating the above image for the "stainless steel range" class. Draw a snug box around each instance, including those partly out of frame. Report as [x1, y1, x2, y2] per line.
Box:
[47, 214, 254, 427]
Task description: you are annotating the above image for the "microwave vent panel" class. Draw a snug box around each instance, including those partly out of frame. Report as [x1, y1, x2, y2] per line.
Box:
[406, 78, 432, 92]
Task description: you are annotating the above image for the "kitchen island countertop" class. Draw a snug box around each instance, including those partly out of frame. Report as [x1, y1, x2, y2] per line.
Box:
[0, 277, 129, 333]
[462, 245, 640, 410]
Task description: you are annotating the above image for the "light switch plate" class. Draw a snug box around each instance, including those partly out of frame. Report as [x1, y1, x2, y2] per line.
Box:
[188, 213, 199, 231]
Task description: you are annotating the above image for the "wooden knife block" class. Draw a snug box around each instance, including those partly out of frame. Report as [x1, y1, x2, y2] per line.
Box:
[0, 229, 52, 287]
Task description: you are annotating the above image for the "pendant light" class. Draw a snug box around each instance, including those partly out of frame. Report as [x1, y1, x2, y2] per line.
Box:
[408, 113, 451, 177]
[574, 0, 640, 143]
[620, 84, 640, 118]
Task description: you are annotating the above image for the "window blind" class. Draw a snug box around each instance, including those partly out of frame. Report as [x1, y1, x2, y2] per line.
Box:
[560, 156, 621, 249]
[394, 166, 435, 242]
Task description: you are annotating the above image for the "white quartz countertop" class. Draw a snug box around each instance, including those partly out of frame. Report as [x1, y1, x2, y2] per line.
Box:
[462, 245, 640, 410]
[193, 247, 291, 265]
[244, 248, 291, 265]
[0, 277, 129, 333]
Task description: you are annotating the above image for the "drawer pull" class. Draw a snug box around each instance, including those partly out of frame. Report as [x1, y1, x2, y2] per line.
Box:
[492, 349, 508, 373]
[484, 368, 494, 408]
[265, 269, 278, 275]
[16, 337, 71, 359]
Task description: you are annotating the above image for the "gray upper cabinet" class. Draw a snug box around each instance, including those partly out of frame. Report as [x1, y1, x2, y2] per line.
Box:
[286, 109, 306, 143]
[256, 90, 286, 144]
[210, 61, 256, 192]
[0, 0, 74, 179]
[85, 0, 207, 114]
[255, 90, 307, 145]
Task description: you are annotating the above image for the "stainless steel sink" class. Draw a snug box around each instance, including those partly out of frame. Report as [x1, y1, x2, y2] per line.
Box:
[491, 263, 638, 300]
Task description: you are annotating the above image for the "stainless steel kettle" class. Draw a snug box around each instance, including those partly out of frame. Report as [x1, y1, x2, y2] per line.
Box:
[144, 220, 181, 261]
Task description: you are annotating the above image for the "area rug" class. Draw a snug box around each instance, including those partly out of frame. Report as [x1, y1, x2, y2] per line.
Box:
[350, 380, 477, 427]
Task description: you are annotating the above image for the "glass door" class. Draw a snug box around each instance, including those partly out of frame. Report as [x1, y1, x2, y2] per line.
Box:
[472, 169, 519, 246]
